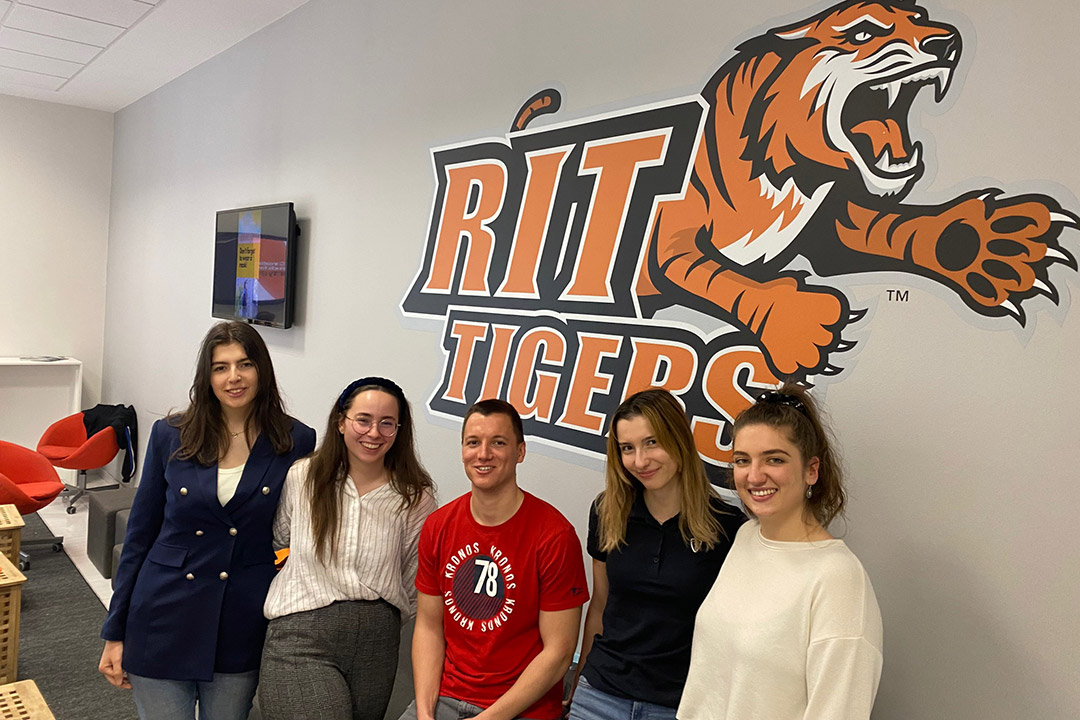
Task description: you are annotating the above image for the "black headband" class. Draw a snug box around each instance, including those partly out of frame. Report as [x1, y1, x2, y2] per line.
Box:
[755, 390, 810, 418]
[337, 376, 406, 412]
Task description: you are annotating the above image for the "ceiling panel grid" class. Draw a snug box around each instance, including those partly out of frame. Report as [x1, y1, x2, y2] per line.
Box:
[0, 0, 153, 92]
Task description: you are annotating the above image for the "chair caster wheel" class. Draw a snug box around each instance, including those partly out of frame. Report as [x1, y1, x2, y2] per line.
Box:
[18, 559, 28, 571]
[66, 505, 77, 515]
[52, 541, 63, 553]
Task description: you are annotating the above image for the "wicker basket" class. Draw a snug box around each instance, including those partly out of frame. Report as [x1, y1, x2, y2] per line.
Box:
[0, 679, 55, 719]
[0, 506, 24, 564]
[0, 553, 26, 685]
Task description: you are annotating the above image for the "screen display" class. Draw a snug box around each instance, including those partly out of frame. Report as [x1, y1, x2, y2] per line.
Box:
[212, 203, 296, 328]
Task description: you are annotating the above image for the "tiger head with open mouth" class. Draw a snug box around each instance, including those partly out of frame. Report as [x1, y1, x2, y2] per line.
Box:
[727, 0, 961, 200]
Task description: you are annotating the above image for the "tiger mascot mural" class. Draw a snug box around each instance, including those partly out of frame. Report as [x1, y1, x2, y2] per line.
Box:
[626, 0, 1080, 377]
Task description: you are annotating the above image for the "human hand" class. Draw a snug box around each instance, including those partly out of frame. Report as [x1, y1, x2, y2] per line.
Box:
[98, 640, 131, 689]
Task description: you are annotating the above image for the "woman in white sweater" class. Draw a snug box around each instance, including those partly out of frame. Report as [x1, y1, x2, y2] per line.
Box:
[258, 377, 437, 720]
[679, 384, 883, 720]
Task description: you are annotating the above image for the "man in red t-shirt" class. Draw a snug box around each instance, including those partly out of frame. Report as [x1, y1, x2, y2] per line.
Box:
[402, 399, 588, 720]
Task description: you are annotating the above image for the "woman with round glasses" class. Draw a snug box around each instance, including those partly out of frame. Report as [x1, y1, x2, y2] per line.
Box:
[679, 384, 883, 720]
[258, 376, 437, 720]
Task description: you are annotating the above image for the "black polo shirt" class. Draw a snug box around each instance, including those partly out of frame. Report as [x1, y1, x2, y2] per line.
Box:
[582, 492, 745, 708]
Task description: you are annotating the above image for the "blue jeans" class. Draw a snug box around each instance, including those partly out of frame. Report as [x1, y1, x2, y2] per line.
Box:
[128, 670, 258, 720]
[568, 676, 676, 720]
[398, 696, 541, 720]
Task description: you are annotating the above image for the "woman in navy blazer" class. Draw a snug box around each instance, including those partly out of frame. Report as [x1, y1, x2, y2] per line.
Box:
[99, 321, 316, 720]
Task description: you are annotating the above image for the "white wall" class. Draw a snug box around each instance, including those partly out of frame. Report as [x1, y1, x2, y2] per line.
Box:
[0, 94, 113, 414]
[101, 1, 1080, 718]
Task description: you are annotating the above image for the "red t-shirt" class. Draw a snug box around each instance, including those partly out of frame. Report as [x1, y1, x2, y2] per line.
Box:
[416, 491, 589, 719]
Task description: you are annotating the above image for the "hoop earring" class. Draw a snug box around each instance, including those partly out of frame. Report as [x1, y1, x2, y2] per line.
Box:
[806, 485, 813, 499]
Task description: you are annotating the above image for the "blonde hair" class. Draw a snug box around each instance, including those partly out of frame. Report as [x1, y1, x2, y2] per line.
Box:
[597, 389, 733, 552]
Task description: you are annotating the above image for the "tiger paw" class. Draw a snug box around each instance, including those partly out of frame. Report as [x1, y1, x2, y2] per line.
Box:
[749, 277, 848, 376]
[926, 191, 1078, 321]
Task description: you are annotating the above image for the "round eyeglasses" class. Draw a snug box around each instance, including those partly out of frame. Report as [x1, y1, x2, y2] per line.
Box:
[346, 416, 400, 437]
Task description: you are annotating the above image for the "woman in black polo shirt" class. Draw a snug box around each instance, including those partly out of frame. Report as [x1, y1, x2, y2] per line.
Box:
[566, 388, 745, 720]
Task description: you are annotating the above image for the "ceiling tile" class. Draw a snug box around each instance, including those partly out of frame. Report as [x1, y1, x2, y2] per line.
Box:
[6, 5, 124, 47]
[0, 46, 82, 77]
[19, 0, 153, 29]
[0, 27, 101, 64]
[0, 65, 65, 90]
[0, 0, 313, 111]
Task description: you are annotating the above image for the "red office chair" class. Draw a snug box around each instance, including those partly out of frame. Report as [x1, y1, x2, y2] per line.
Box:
[0, 440, 65, 570]
[37, 410, 121, 514]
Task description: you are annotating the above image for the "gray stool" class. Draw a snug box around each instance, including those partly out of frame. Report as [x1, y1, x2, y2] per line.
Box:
[110, 508, 131, 589]
[384, 618, 415, 719]
[87, 485, 135, 578]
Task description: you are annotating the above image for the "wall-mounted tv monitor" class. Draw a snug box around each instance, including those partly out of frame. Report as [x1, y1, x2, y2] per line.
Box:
[212, 202, 299, 329]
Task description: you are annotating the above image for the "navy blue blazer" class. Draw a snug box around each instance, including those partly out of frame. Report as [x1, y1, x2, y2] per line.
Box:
[102, 416, 316, 681]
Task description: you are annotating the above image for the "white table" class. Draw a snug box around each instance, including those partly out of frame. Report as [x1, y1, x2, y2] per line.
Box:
[0, 357, 82, 484]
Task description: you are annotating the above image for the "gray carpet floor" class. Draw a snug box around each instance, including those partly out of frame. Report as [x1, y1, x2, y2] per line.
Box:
[17, 513, 140, 720]
[12, 514, 419, 720]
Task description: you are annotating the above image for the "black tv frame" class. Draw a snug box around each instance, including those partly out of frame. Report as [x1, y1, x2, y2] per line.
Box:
[211, 202, 299, 329]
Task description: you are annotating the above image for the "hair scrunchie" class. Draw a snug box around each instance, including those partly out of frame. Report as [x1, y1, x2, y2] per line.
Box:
[754, 389, 809, 418]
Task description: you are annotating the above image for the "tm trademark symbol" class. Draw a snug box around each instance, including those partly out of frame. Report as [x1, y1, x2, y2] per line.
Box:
[886, 289, 910, 302]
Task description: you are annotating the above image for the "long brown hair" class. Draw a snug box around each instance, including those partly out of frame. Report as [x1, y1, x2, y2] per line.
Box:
[307, 377, 434, 564]
[173, 321, 294, 464]
[733, 382, 845, 528]
[597, 388, 733, 552]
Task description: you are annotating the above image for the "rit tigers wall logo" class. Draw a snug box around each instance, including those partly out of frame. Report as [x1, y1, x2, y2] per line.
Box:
[402, 0, 1078, 472]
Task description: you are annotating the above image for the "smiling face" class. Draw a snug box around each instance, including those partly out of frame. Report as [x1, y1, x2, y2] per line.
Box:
[338, 388, 399, 470]
[210, 342, 259, 416]
[732, 423, 820, 540]
[614, 415, 680, 497]
[461, 411, 525, 495]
